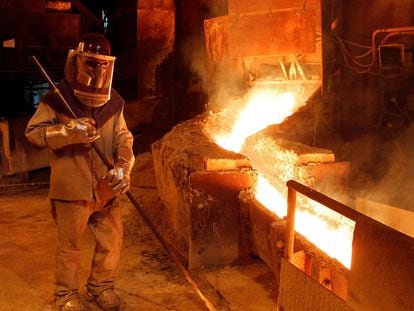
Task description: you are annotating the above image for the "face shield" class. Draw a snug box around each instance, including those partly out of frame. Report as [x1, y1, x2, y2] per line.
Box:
[64, 40, 116, 107]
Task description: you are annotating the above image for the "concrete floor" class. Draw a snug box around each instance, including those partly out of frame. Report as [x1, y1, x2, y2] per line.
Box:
[0, 152, 277, 311]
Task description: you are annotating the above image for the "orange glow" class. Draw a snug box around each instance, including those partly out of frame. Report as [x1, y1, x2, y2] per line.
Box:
[209, 86, 355, 269]
[255, 173, 354, 268]
[256, 174, 288, 217]
[213, 89, 297, 153]
[295, 201, 355, 268]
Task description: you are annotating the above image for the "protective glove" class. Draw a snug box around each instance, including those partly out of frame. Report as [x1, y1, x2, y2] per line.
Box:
[45, 117, 100, 150]
[107, 165, 130, 194]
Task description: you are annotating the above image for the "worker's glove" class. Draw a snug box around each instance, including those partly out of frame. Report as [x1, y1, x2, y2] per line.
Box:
[107, 165, 130, 194]
[45, 117, 99, 150]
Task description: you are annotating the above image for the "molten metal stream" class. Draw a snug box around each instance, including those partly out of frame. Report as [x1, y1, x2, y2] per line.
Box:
[209, 87, 355, 268]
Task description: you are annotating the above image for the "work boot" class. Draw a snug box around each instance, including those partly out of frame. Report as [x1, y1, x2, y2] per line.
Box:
[86, 288, 121, 311]
[55, 295, 91, 311]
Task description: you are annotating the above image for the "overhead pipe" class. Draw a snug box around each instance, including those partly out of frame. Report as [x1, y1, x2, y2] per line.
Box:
[371, 26, 414, 62]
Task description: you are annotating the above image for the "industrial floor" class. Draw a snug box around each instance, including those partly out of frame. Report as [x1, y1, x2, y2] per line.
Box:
[0, 152, 277, 311]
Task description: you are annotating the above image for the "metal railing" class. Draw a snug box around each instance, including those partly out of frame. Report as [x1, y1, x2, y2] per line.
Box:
[284, 179, 365, 261]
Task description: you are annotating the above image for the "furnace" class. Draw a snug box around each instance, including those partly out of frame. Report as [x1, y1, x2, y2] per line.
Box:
[151, 105, 414, 311]
[150, 107, 350, 298]
[150, 1, 414, 310]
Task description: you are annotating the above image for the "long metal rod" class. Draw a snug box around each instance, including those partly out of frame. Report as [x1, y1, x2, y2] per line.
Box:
[31, 55, 216, 311]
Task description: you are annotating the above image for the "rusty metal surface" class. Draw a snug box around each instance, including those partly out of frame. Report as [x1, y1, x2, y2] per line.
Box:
[204, 8, 316, 59]
[225, 6, 316, 57]
[348, 218, 414, 311]
[228, 0, 320, 14]
[233, 8, 314, 57]
[151, 114, 255, 266]
[246, 196, 283, 268]
[137, 9, 175, 98]
[278, 258, 352, 311]
[138, 0, 175, 10]
[204, 16, 229, 65]
[189, 170, 257, 269]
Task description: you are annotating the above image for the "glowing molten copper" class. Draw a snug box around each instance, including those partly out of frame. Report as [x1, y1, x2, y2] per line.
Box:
[207, 87, 355, 269]
[255, 173, 355, 268]
[214, 89, 297, 153]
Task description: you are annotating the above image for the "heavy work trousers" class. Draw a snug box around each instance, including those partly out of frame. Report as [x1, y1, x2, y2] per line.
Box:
[51, 198, 123, 303]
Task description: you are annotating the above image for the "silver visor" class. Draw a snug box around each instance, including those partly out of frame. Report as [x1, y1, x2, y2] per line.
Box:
[65, 50, 116, 107]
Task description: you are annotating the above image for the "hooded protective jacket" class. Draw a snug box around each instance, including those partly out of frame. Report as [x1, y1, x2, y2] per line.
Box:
[25, 79, 134, 201]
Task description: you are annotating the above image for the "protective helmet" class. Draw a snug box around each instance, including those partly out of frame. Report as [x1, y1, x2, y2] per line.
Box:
[64, 33, 116, 107]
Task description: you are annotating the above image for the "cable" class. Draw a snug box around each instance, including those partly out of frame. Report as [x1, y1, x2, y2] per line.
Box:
[333, 27, 414, 76]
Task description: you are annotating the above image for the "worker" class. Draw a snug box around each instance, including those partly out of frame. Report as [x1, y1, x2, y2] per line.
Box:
[25, 32, 135, 311]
